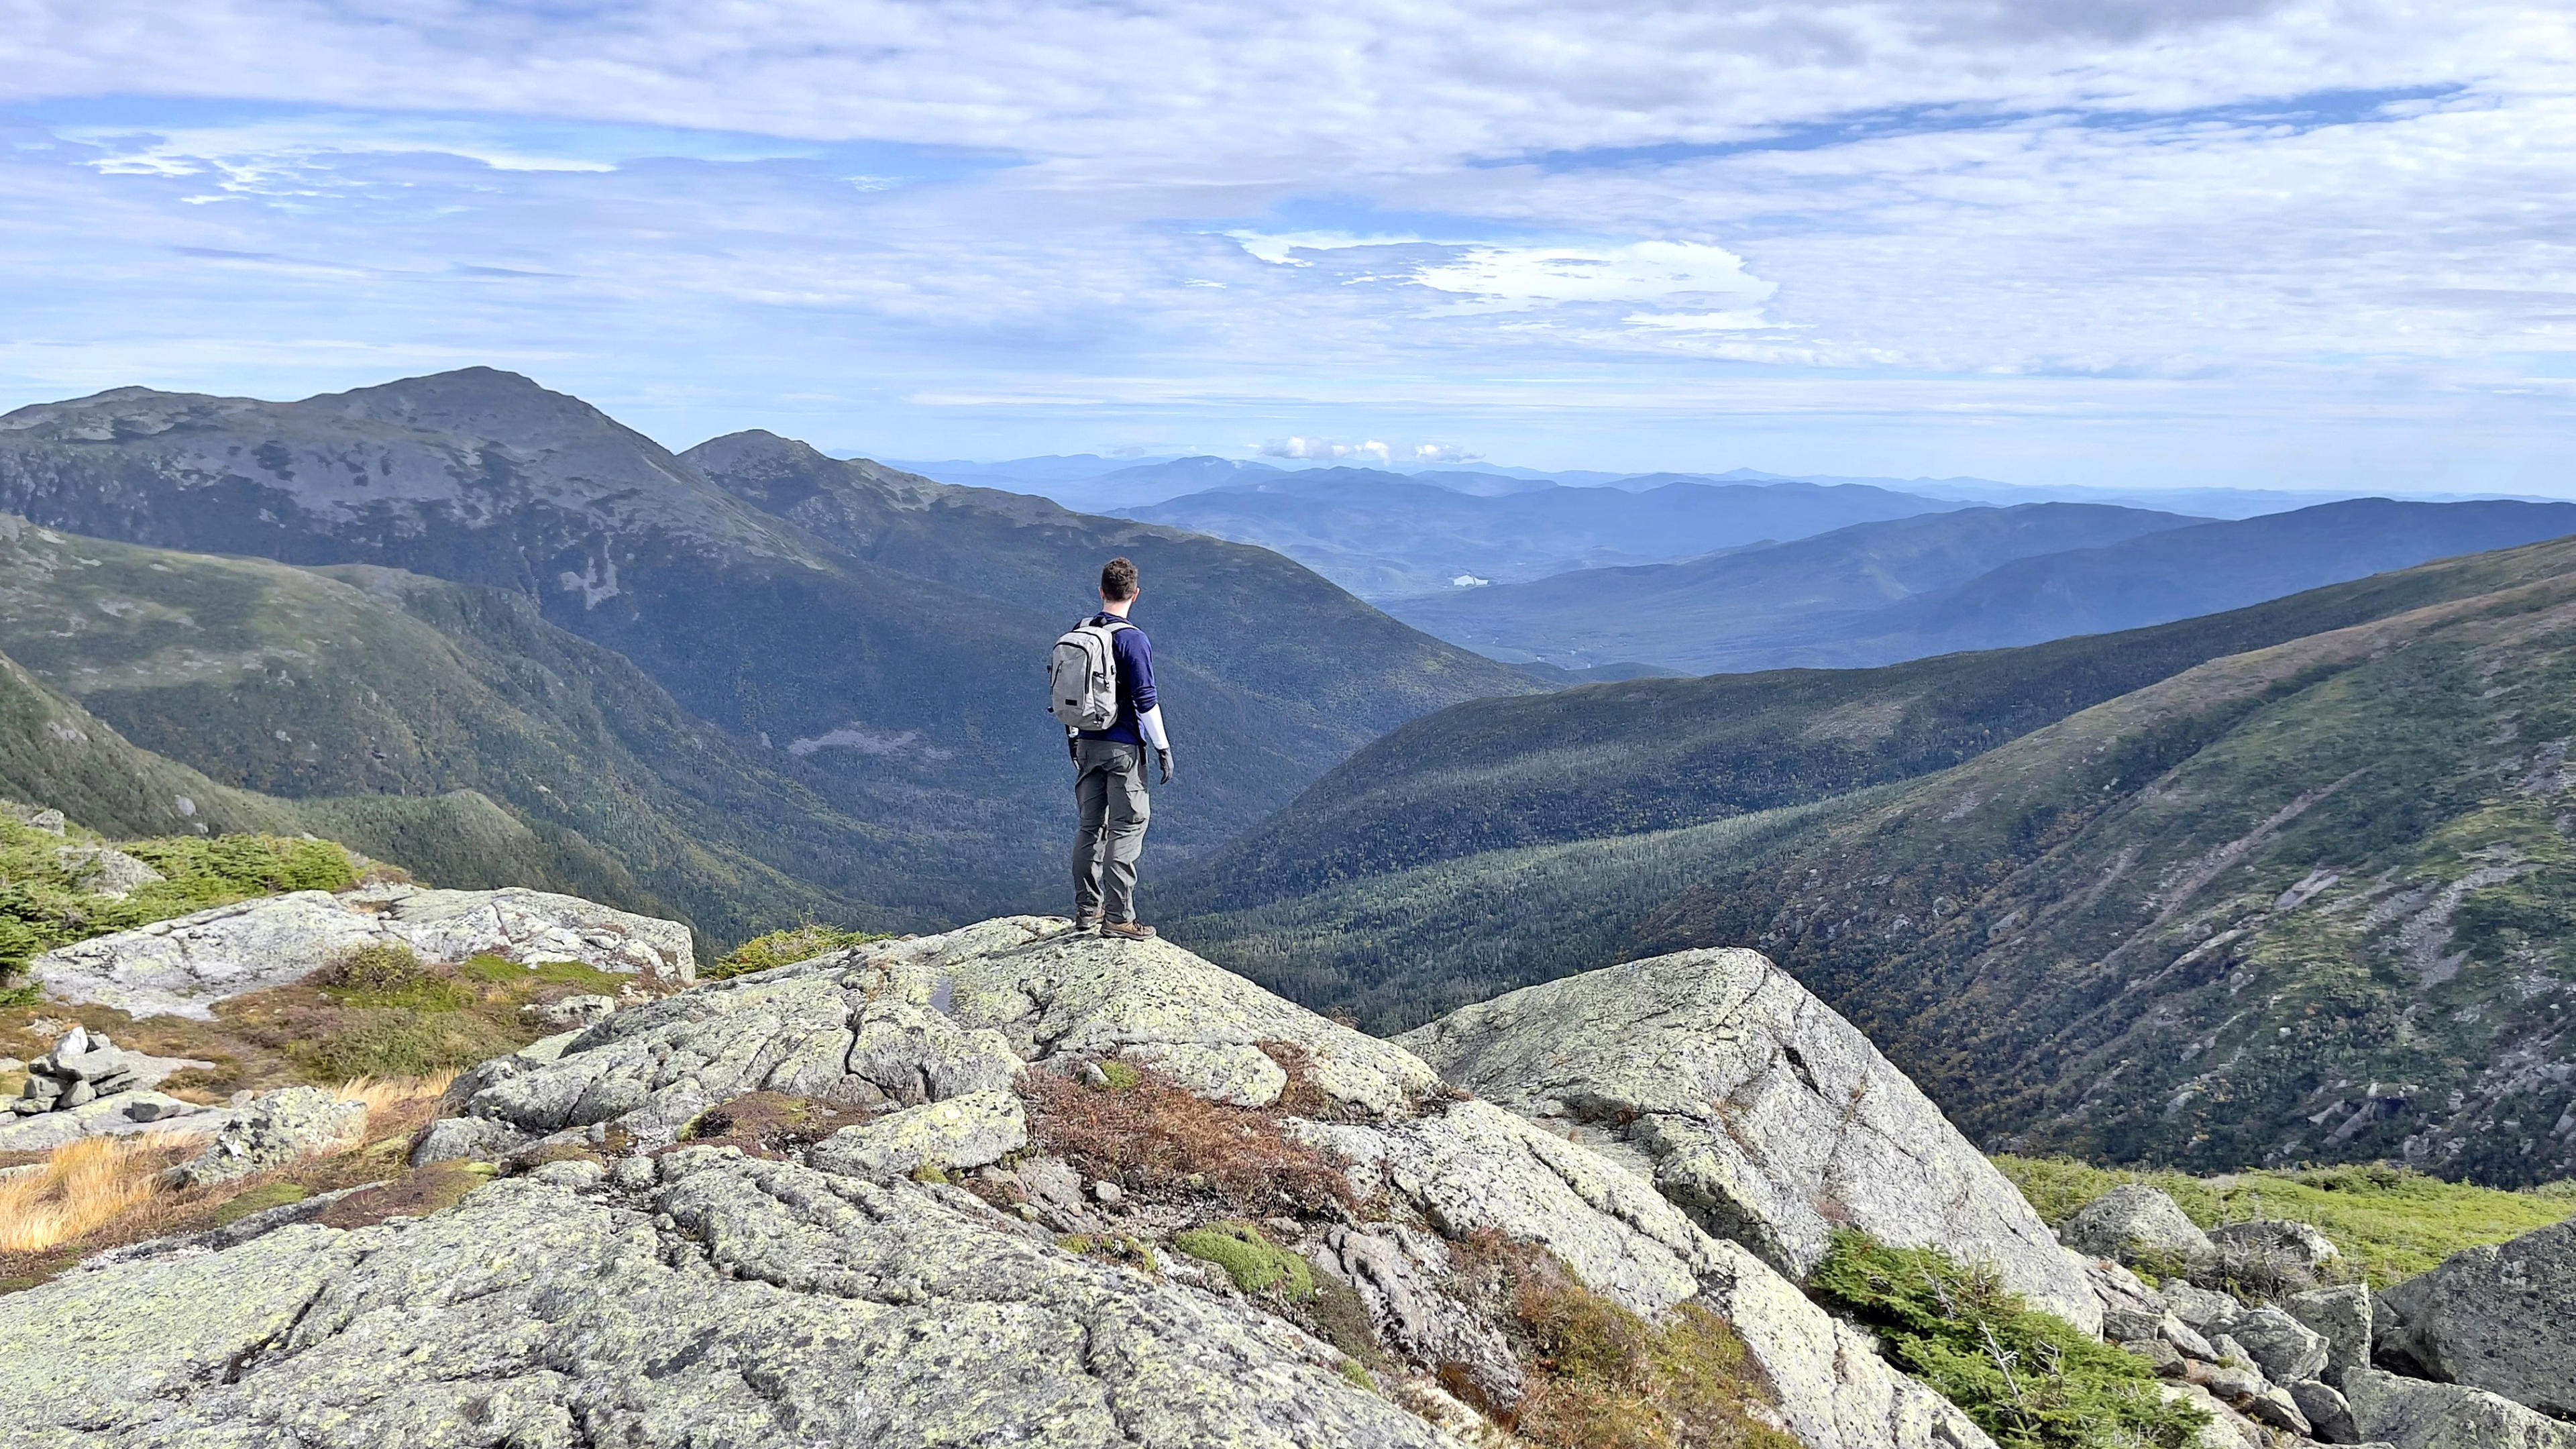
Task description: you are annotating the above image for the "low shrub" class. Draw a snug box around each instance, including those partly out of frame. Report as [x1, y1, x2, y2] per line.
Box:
[0, 812, 360, 977]
[1175, 1220, 1315, 1299]
[1446, 1229, 1794, 1449]
[1809, 1230, 2205, 1449]
[708, 924, 890, 980]
[1022, 1063, 1353, 1213]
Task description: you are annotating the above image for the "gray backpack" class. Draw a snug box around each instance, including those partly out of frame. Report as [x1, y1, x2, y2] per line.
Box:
[1048, 618, 1133, 731]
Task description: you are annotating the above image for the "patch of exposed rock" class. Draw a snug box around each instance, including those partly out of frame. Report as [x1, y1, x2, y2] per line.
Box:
[2374, 1218, 2576, 1418]
[30, 882, 695, 1018]
[1398, 946, 2101, 1332]
[4, 916, 2027, 1449]
[0, 1161, 1454, 1449]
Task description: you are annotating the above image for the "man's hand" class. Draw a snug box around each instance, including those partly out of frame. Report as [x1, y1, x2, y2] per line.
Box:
[1156, 748, 1174, 785]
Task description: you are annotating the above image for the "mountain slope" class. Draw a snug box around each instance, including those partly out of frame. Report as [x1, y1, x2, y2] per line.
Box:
[681, 432, 1530, 765]
[1395, 498, 2576, 674]
[0, 515, 926, 935]
[1172, 535, 2576, 1184]
[1172, 545, 2525, 915]
[1124, 469, 1965, 598]
[0, 632, 596, 900]
[0, 371, 1529, 914]
[1385, 502, 2198, 669]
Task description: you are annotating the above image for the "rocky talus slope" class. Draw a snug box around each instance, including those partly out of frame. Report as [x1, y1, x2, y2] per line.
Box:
[2069, 1179, 2576, 1448]
[4, 920, 2006, 1448]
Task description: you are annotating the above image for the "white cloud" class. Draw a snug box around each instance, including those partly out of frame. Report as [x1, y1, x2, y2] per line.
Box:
[0, 1, 2570, 488]
[1412, 241, 1774, 313]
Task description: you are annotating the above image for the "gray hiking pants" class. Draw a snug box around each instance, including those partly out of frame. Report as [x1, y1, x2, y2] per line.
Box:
[1072, 739, 1151, 923]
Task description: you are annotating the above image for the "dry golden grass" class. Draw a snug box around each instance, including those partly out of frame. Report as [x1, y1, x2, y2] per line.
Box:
[0, 1130, 209, 1252]
[0, 1073, 452, 1258]
[333, 1072, 455, 1122]
[1023, 1062, 1355, 1213]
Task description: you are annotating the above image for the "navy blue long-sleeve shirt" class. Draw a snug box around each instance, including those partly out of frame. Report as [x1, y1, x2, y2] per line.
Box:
[1075, 614, 1157, 745]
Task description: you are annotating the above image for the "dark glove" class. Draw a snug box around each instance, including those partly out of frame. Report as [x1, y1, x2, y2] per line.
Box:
[1156, 748, 1174, 785]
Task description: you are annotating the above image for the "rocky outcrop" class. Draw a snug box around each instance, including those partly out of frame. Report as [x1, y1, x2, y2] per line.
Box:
[168, 1086, 368, 1186]
[2374, 1218, 2576, 1417]
[0, 914, 2041, 1449]
[31, 883, 694, 1018]
[2, 1024, 221, 1148]
[1398, 946, 2100, 1332]
[2061, 1184, 2217, 1271]
[443, 918, 1437, 1151]
[52, 843, 162, 896]
[0, 1160, 1456, 1449]
[2342, 1365, 2576, 1448]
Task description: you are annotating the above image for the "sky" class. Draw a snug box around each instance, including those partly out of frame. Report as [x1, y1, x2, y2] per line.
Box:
[1, 1, 2571, 490]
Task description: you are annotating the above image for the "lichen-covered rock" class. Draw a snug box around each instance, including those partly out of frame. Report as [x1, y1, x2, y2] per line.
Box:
[853, 918, 1439, 1114]
[2062, 1185, 2218, 1272]
[32, 883, 694, 1018]
[0, 1089, 218, 1151]
[0, 1223, 368, 1433]
[1299, 1101, 1996, 1449]
[54, 843, 162, 896]
[2373, 1218, 2576, 1417]
[2285, 1282, 2374, 1377]
[2228, 1303, 2330, 1383]
[2160, 1279, 2245, 1338]
[2208, 1218, 2343, 1293]
[2342, 1365, 2576, 1449]
[0, 1157, 1464, 1448]
[1397, 945, 2100, 1333]
[170, 1085, 366, 1185]
[2284, 1377, 2359, 1444]
[809, 1087, 1027, 1180]
[1318, 1226, 1521, 1407]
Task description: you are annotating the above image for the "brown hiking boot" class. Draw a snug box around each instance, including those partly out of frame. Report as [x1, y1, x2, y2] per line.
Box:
[1099, 920, 1158, 941]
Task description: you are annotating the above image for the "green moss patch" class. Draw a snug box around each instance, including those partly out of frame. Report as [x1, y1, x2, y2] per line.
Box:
[1175, 1221, 1315, 1299]
[1810, 1230, 2206, 1449]
[1995, 1155, 2576, 1285]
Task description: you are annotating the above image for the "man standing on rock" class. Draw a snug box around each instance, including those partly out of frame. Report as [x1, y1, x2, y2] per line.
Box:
[1056, 557, 1172, 940]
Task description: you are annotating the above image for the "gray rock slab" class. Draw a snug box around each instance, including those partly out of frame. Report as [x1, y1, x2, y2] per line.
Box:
[30, 883, 694, 1018]
[0, 1155, 1462, 1448]
[2372, 1218, 2576, 1417]
[0, 1223, 366, 1435]
[2286, 1283, 2374, 1377]
[2286, 1376, 2361, 1444]
[2231, 1303, 2331, 1383]
[809, 1087, 1028, 1180]
[170, 1085, 366, 1186]
[0, 1090, 221, 1152]
[1297, 1100, 1997, 1449]
[1397, 945, 2100, 1333]
[2343, 1365, 2576, 1449]
[2063, 1184, 2217, 1269]
[54, 843, 162, 897]
[856, 918, 1441, 1115]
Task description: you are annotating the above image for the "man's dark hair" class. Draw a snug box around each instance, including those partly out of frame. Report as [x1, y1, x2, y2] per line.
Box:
[1101, 557, 1140, 602]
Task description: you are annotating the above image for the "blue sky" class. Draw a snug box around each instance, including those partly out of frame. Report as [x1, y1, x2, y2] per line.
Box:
[3, 1, 2571, 490]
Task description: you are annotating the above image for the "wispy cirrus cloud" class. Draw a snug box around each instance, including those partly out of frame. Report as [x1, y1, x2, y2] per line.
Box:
[0, 1, 2568, 488]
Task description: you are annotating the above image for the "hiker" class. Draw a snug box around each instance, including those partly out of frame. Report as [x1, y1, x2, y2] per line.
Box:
[1049, 556, 1173, 939]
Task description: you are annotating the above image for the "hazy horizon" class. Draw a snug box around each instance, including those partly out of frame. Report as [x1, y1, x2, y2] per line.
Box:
[5, 2, 2571, 494]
